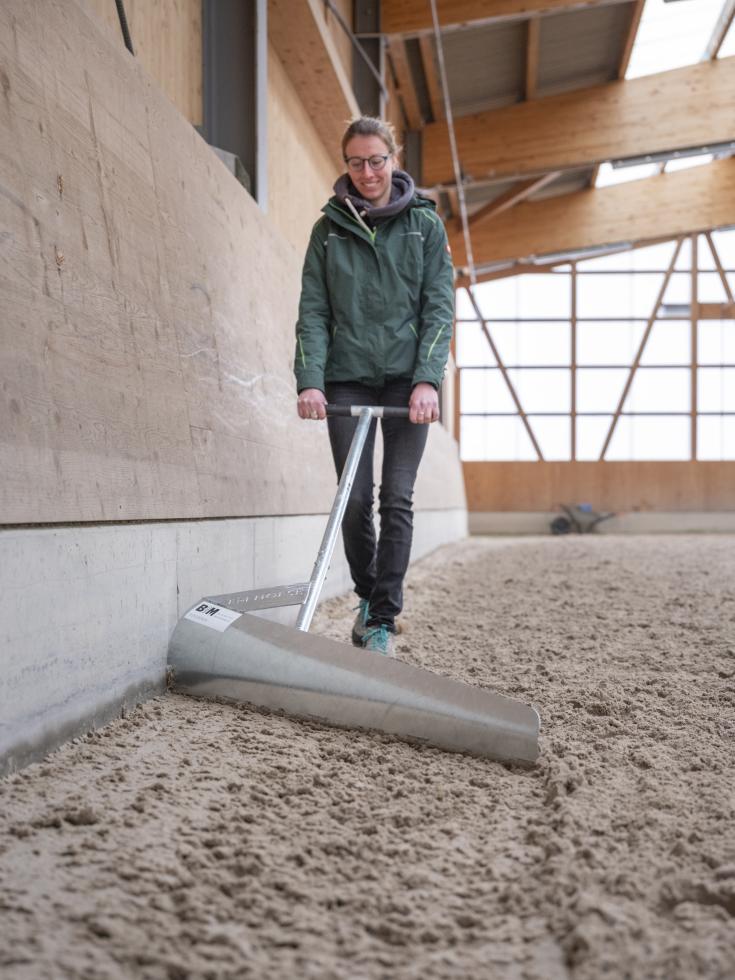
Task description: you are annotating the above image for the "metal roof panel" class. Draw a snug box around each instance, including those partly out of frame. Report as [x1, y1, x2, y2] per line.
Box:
[441, 22, 526, 117]
[536, 2, 633, 97]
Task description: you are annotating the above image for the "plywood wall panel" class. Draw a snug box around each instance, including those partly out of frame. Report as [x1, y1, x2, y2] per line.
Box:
[464, 462, 735, 513]
[267, 43, 338, 256]
[324, 0, 354, 86]
[0, 0, 320, 522]
[1, 0, 465, 524]
[84, 0, 202, 125]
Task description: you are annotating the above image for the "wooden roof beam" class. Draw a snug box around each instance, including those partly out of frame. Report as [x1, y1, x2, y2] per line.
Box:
[448, 157, 735, 267]
[387, 37, 423, 129]
[462, 172, 560, 232]
[269, 0, 360, 167]
[589, 0, 643, 187]
[419, 35, 444, 121]
[525, 16, 540, 99]
[382, 0, 632, 36]
[424, 56, 735, 185]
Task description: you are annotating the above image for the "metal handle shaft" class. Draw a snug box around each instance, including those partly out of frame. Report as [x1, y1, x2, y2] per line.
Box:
[295, 408, 374, 632]
[325, 404, 409, 418]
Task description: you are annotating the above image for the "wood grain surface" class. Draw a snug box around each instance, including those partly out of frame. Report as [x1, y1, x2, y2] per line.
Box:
[464, 461, 735, 511]
[424, 57, 735, 185]
[449, 158, 735, 265]
[0, 0, 465, 522]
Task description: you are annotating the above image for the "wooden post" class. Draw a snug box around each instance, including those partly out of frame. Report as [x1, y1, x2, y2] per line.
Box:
[691, 233, 698, 461]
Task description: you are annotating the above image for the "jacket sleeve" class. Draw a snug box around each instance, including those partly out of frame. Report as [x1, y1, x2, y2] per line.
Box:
[294, 218, 332, 393]
[412, 211, 455, 389]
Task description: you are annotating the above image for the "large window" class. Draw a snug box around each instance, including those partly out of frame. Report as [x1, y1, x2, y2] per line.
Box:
[457, 231, 735, 461]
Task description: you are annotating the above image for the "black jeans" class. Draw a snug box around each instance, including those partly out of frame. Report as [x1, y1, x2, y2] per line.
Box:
[326, 380, 429, 631]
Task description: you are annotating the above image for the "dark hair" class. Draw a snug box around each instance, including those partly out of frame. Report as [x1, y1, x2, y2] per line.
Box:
[341, 116, 400, 159]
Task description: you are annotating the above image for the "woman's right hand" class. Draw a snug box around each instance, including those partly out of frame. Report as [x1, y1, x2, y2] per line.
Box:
[297, 388, 328, 420]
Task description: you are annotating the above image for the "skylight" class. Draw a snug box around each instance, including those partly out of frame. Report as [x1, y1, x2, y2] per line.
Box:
[664, 152, 714, 172]
[595, 162, 661, 187]
[719, 19, 735, 57]
[625, 0, 726, 79]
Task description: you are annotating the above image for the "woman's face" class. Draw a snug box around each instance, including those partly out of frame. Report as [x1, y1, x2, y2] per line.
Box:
[344, 134, 395, 208]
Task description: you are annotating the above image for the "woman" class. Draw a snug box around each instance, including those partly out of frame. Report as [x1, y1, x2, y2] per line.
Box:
[294, 116, 454, 656]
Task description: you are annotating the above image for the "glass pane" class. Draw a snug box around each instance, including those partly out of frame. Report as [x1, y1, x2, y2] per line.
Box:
[460, 369, 516, 413]
[662, 272, 690, 306]
[576, 416, 613, 460]
[456, 322, 495, 367]
[578, 249, 640, 272]
[626, 368, 690, 412]
[486, 322, 518, 365]
[698, 273, 728, 303]
[606, 416, 690, 460]
[698, 368, 735, 412]
[697, 417, 735, 460]
[516, 322, 570, 365]
[455, 288, 477, 320]
[720, 20, 735, 58]
[630, 241, 676, 270]
[698, 321, 735, 365]
[595, 162, 660, 189]
[697, 235, 716, 271]
[625, 0, 724, 79]
[508, 368, 570, 413]
[710, 230, 735, 268]
[460, 416, 536, 461]
[484, 322, 570, 366]
[665, 153, 713, 174]
[530, 416, 570, 460]
[577, 274, 665, 318]
[674, 238, 691, 271]
[577, 321, 645, 365]
[639, 321, 691, 365]
[473, 278, 518, 319]
[517, 274, 571, 318]
[576, 368, 628, 412]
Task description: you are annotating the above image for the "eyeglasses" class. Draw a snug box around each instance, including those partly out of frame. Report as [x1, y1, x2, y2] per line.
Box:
[344, 155, 389, 173]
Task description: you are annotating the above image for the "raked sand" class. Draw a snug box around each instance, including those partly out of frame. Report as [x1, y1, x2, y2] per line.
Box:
[1, 535, 734, 979]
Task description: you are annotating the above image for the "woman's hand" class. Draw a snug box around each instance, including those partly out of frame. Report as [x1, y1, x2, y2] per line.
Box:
[409, 383, 439, 424]
[297, 388, 328, 420]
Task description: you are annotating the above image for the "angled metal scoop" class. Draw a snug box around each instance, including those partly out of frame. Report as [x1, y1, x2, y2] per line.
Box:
[168, 407, 540, 764]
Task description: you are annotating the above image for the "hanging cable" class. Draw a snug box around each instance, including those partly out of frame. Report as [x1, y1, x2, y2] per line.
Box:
[428, 0, 476, 285]
[114, 0, 135, 55]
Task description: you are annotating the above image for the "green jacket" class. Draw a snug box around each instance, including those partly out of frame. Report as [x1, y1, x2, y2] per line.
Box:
[294, 194, 454, 392]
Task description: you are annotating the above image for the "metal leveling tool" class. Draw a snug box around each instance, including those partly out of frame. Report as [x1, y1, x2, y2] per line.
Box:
[168, 406, 540, 764]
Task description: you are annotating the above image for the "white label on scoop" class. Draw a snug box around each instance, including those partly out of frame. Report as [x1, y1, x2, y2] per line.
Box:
[184, 601, 241, 632]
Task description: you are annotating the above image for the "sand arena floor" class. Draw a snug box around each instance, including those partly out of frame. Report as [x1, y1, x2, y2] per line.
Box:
[1, 535, 734, 980]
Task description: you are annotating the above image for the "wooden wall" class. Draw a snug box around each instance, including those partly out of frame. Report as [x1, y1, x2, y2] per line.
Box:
[85, 0, 202, 125]
[464, 462, 735, 512]
[267, 43, 339, 256]
[84, 0, 345, 255]
[0, 0, 465, 525]
[324, 0, 354, 85]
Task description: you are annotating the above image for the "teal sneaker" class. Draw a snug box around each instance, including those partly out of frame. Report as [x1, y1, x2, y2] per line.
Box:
[351, 598, 371, 647]
[361, 624, 395, 657]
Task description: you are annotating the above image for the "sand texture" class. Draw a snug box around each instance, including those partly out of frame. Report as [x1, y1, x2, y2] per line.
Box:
[1, 535, 734, 979]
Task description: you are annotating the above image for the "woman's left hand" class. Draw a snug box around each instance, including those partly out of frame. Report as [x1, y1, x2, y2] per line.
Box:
[409, 383, 439, 424]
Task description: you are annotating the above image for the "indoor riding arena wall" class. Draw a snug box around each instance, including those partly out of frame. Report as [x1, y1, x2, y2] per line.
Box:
[0, 0, 467, 773]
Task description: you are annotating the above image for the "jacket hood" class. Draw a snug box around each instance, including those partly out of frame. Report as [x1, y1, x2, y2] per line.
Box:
[332, 168, 416, 222]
